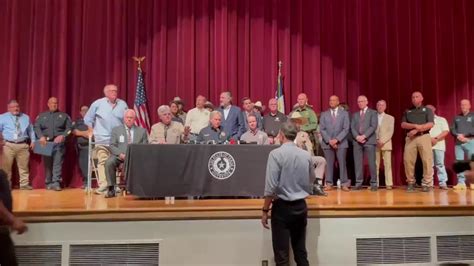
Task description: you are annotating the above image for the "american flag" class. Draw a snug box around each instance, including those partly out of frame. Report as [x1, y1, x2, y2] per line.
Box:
[134, 67, 151, 131]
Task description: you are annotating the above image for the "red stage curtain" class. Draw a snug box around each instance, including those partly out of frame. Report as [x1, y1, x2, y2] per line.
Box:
[0, 0, 473, 188]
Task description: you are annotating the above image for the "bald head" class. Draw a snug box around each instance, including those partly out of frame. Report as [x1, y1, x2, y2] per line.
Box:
[329, 95, 340, 109]
[411, 91, 424, 107]
[460, 99, 471, 114]
[297, 93, 308, 108]
[48, 97, 59, 112]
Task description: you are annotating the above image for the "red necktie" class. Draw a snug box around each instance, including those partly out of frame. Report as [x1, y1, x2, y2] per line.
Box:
[127, 128, 132, 144]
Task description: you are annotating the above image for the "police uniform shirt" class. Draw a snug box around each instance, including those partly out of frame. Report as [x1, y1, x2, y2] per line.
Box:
[263, 111, 287, 137]
[402, 105, 434, 133]
[197, 126, 227, 144]
[72, 118, 89, 146]
[452, 112, 474, 144]
[34, 111, 72, 140]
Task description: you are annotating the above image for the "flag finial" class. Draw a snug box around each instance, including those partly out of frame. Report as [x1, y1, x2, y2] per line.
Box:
[132, 56, 146, 69]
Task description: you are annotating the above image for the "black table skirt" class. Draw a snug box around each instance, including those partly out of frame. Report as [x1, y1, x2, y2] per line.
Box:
[125, 144, 277, 197]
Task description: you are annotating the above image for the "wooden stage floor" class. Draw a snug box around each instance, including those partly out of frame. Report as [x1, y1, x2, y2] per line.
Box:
[12, 188, 474, 222]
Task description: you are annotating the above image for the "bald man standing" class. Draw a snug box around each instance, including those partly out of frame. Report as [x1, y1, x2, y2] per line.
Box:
[34, 97, 72, 190]
[401, 91, 434, 192]
[451, 99, 474, 190]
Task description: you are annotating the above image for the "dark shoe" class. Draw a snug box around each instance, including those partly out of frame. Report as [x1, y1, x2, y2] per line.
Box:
[407, 184, 416, 192]
[439, 185, 448, 190]
[312, 184, 328, 196]
[421, 186, 432, 192]
[370, 186, 378, 192]
[352, 186, 363, 191]
[20, 185, 33, 190]
[104, 188, 116, 198]
[115, 186, 122, 195]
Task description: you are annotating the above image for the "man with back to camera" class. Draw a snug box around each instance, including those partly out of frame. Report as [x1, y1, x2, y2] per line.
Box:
[261, 122, 313, 266]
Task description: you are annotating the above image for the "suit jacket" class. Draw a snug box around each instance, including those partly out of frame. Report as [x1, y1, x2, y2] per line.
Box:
[376, 113, 394, 150]
[242, 111, 263, 130]
[217, 105, 245, 139]
[351, 108, 378, 145]
[319, 107, 350, 149]
[109, 125, 148, 157]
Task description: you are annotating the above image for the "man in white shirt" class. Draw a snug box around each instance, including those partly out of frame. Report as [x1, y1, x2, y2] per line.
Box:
[185, 95, 210, 141]
[426, 105, 450, 189]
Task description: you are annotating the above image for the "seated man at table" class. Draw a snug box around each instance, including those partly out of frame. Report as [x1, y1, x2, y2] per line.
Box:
[104, 109, 148, 198]
[240, 114, 269, 144]
[197, 111, 228, 144]
[149, 105, 190, 144]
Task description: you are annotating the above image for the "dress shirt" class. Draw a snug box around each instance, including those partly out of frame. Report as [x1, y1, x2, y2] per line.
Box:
[0, 112, 36, 142]
[185, 107, 210, 134]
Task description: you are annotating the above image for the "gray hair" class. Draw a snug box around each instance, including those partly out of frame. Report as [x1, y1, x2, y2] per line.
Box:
[157, 105, 171, 116]
[209, 111, 222, 120]
[7, 100, 18, 106]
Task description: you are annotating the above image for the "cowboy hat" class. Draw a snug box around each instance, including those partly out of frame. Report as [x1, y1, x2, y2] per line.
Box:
[289, 112, 308, 125]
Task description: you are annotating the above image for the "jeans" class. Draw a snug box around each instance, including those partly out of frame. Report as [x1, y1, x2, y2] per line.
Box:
[432, 149, 448, 186]
[455, 140, 474, 184]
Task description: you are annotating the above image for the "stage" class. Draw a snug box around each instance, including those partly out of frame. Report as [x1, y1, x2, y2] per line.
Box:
[13, 188, 474, 223]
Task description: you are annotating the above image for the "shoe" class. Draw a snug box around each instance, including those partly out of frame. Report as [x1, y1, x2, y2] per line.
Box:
[20, 185, 33, 190]
[312, 184, 328, 196]
[324, 184, 334, 191]
[115, 186, 122, 194]
[407, 184, 416, 192]
[341, 186, 350, 192]
[94, 187, 108, 195]
[421, 186, 432, 192]
[104, 188, 116, 198]
[52, 185, 62, 191]
[439, 185, 448, 190]
[370, 186, 378, 192]
[453, 184, 467, 190]
[386, 186, 392, 190]
[352, 186, 363, 191]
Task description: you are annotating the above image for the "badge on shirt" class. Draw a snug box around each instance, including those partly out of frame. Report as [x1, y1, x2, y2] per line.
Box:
[119, 135, 125, 143]
[13, 133, 18, 140]
[275, 117, 280, 122]
[422, 108, 426, 112]
[468, 117, 472, 122]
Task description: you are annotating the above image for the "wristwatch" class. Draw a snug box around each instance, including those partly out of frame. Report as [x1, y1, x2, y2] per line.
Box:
[262, 208, 270, 213]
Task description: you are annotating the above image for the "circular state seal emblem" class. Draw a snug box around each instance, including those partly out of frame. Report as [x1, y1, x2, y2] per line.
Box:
[208, 151, 236, 180]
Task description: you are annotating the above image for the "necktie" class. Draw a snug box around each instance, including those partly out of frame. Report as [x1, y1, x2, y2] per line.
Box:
[15, 116, 21, 137]
[359, 110, 366, 134]
[164, 125, 169, 141]
[331, 110, 336, 124]
[127, 128, 132, 144]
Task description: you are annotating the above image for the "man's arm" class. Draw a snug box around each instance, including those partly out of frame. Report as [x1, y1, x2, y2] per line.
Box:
[262, 152, 280, 229]
[236, 110, 245, 139]
[306, 110, 318, 131]
[319, 113, 331, 143]
[350, 113, 358, 138]
[0, 201, 27, 234]
[108, 129, 122, 156]
[362, 110, 378, 139]
[380, 115, 395, 144]
[33, 115, 43, 139]
[335, 111, 350, 142]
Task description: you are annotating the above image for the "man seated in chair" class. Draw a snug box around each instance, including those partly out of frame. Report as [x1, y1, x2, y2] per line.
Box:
[104, 109, 148, 198]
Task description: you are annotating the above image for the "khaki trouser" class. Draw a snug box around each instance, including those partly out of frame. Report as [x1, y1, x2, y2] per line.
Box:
[376, 149, 393, 187]
[93, 145, 110, 189]
[2, 142, 30, 187]
[403, 134, 433, 186]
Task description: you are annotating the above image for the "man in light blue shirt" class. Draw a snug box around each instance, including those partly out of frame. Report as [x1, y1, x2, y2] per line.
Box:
[261, 122, 312, 266]
[0, 100, 36, 189]
[84, 84, 128, 193]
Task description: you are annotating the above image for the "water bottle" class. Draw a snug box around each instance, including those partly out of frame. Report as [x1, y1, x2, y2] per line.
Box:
[337, 179, 341, 189]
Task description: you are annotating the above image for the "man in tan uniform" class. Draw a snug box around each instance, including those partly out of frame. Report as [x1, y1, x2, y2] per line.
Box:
[375, 100, 395, 189]
[402, 91, 434, 192]
[149, 105, 190, 144]
[290, 112, 327, 196]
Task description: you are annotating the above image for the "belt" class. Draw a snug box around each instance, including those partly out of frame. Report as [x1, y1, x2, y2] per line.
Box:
[5, 140, 28, 144]
[274, 198, 306, 205]
[414, 131, 429, 136]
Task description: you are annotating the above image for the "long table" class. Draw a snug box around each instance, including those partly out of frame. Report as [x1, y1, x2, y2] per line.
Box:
[125, 144, 277, 197]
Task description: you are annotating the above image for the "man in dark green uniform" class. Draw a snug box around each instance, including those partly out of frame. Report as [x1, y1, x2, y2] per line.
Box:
[401, 91, 434, 192]
[34, 97, 72, 191]
[293, 93, 318, 152]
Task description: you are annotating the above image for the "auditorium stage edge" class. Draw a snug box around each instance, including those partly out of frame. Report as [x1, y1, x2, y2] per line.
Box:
[12, 189, 474, 223]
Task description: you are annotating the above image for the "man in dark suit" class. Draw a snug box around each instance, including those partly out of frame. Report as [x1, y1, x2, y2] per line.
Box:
[217, 91, 245, 140]
[351, 95, 378, 191]
[104, 109, 148, 198]
[319, 95, 351, 191]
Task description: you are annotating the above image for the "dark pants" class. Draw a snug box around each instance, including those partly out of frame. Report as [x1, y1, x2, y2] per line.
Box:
[77, 144, 89, 184]
[323, 147, 349, 186]
[271, 199, 309, 266]
[42, 143, 65, 187]
[353, 142, 377, 187]
[105, 156, 122, 187]
[0, 231, 18, 266]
